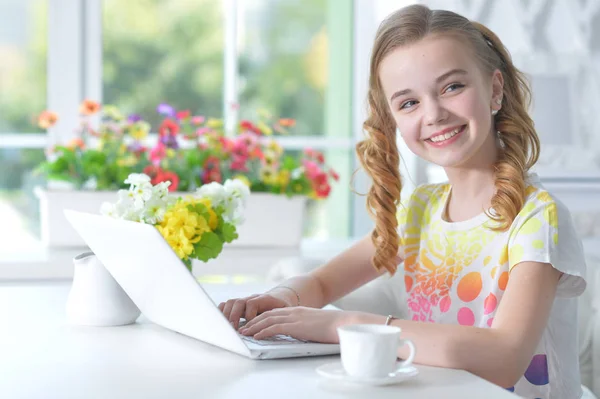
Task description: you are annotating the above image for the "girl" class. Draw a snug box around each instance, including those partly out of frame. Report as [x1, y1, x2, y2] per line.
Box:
[218, 5, 587, 398]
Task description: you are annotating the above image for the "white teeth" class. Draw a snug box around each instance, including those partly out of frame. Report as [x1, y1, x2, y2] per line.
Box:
[430, 126, 463, 142]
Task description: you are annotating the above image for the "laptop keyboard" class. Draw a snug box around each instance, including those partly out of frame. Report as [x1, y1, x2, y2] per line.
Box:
[240, 334, 307, 346]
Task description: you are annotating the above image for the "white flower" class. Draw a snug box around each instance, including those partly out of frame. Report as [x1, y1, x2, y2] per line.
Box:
[124, 173, 151, 186]
[153, 181, 171, 199]
[131, 182, 153, 209]
[196, 182, 226, 205]
[291, 167, 303, 180]
[222, 197, 245, 225]
[224, 178, 250, 206]
[143, 197, 167, 224]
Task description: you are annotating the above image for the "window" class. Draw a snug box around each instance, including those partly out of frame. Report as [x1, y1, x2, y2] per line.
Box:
[237, 0, 354, 238]
[102, 0, 225, 128]
[0, 0, 47, 253]
[102, 0, 354, 239]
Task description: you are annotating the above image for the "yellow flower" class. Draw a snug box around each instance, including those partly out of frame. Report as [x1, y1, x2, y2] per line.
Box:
[266, 139, 283, 156]
[206, 118, 224, 128]
[166, 148, 176, 158]
[129, 121, 150, 140]
[103, 105, 124, 121]
[263, 150, 278, 167]
[260, 166, 279, 185]
[198, 198, 218, 230]
[257, 121, 273, 136]
[277, 170, 290, 186]
[117, 155, 137, 167]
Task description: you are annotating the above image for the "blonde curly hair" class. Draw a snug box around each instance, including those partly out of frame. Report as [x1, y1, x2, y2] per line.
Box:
[355, 5, 540, 274]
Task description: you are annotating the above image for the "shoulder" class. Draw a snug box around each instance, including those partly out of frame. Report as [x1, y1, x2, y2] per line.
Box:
[406, 182, 450, 205]
[515, 175, 572, 224]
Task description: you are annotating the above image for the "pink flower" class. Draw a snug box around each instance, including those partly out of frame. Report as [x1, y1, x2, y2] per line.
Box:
[196, 127, 213, 136]
[302, 159, 320, 179]
[150, 144, 166, 165]
[303, 148, 315, 158]
[191, 116, 205, 125]
[238, 132, 258, 149]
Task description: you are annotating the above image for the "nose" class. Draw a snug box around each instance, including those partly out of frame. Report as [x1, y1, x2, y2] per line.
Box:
[423, 98, 449, 126]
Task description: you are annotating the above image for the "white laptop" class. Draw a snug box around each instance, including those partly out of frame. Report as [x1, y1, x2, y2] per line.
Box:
[64, 209, 340, 360]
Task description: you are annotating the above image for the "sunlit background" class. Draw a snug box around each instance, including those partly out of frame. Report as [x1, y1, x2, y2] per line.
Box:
[2, 0, 600, 260]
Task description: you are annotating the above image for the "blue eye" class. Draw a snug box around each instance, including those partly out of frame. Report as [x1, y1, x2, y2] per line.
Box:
[400, 100, 417, 110]
[444, 83, 465, 93]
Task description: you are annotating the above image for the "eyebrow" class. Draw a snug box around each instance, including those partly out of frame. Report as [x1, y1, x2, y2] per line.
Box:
[389, 68, 469, 102]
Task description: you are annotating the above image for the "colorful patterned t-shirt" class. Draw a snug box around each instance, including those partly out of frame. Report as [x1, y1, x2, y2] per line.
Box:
[396, 174, 587, 399]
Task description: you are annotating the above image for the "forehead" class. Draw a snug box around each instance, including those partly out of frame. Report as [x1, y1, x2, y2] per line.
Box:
[379, 35, 482, 95]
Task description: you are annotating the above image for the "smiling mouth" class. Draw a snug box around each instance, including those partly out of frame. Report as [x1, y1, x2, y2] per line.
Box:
[427, 125, 466, 143]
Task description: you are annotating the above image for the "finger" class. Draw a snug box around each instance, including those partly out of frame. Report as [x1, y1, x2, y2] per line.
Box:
[244, 297, 261, 321]
[229, 300, 247, 330]
[218, 302, 225, 312]
[241, 316, 290, 337]
[244, 307, 291, 330]
[222, 299, 237, 321]
[253, 323, 294, 340]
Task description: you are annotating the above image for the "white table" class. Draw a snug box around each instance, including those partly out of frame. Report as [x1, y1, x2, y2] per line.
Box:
[0, 281, 519, 399]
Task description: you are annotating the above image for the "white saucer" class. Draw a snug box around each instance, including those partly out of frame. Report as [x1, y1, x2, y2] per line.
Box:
[316, 361, 419, 386]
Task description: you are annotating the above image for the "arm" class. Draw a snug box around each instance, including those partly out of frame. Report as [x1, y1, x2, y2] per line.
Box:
[269, 234, 390, 309]
[348, 261, 561, 388]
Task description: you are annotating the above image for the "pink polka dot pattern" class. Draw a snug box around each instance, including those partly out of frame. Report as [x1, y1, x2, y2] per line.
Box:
[439, 296, 451, 313]
[484, 293, 497, 315]
[457, 307, 475, 326]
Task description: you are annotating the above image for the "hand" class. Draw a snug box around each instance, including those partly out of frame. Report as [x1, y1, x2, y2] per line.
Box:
[239, 307, 358, 344]
[218, 293, 292, 330]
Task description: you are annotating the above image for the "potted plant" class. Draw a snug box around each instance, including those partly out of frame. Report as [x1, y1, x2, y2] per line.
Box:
[34, 100, 339, 248]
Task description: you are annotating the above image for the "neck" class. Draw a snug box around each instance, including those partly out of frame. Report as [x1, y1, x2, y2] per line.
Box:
[442, 132, 499, 215]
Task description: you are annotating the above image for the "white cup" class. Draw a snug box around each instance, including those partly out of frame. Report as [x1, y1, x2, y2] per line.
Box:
[337, 324, 416, 378]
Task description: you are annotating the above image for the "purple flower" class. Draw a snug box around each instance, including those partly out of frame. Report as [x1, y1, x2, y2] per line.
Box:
[127, 114, 142, 123]
[156, 103, 175, 117]
[128, 142, 144, 153]
[160, 134, 179, 149]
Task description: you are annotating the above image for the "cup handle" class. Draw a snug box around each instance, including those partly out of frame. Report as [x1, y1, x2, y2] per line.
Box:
[397, 338, 416, 368]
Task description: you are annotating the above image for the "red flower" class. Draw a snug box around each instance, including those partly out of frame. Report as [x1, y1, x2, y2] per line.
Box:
[230, 155, 249, 172]
[176, 110, 191, 120]
[158, 118, 180, 137]
[315, 151, 325, 164]
[155, 170, 179, 192]
[239, 120, 262, 135]
[219, 137, 235, 153]
[329, 168, 340, 182]
[143, 165, 164, 185]
[313, 172, 331, 198]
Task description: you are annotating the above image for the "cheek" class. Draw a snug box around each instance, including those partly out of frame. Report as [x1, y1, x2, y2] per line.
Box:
[396, 119, 420, 144]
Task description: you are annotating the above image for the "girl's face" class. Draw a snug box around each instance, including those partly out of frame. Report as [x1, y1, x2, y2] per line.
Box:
[379, 35, 503, 169]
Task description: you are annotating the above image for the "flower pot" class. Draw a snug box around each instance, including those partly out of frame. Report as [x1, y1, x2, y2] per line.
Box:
[34, 187, 307, 248]
[66, 251, 141, 326]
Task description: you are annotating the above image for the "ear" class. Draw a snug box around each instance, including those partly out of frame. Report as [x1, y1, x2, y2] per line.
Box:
[491, 69, 504, 112]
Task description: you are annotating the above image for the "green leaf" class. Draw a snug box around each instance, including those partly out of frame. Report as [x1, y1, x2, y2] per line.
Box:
[219, 223, 238, 243]
[192, 231, 223, 262]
